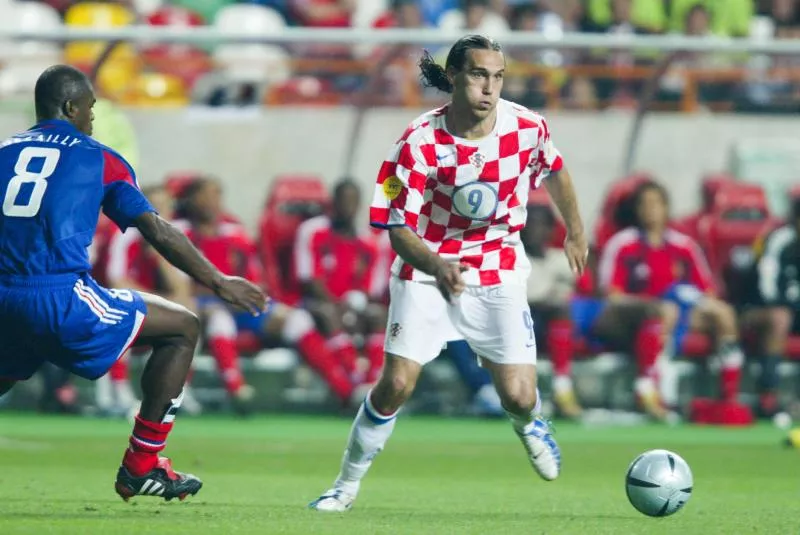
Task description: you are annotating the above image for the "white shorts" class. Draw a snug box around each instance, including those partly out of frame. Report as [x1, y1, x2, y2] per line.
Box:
[384, 277, 537, 366]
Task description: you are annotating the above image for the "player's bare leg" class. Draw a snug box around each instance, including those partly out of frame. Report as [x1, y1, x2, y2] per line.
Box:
[115, 292, 203, 502]
[482, 360, 560, 481]
[309, 354, 422, 512]
[688, 298, 745, 403]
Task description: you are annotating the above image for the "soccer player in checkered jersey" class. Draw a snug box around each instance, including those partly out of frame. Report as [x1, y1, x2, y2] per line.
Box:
[310, 35, 588, 511]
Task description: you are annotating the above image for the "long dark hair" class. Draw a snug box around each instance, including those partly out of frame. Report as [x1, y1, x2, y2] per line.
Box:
[628, 180, 670, 229]
[418, 34, 503, 93]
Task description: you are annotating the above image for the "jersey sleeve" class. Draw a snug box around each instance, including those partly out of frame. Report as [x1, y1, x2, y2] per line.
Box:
[100, 150, 155, 231]
[369, 136, 428, 232]
[684, 238, 715, 293]
[598, 236, 630, 294]
[528, 116, 564, 188]
[293, 218, 323, 283]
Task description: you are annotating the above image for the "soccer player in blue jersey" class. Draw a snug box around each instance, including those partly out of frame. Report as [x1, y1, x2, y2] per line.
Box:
[0, 65, 267, 501]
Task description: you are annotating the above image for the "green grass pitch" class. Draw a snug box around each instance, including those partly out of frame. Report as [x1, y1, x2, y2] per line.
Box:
[0, 413, 797, 534]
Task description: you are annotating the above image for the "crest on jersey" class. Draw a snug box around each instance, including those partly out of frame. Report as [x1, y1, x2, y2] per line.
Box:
[469, 152, 486, 172]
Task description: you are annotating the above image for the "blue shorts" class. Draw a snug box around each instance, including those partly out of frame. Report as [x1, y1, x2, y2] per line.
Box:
[570, 297, 606, 342]
[0, 273, 147, 381]
[195, 295, 276, 334]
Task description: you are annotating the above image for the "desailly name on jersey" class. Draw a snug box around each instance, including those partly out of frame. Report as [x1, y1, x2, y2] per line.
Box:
[0, 133, 82, 149]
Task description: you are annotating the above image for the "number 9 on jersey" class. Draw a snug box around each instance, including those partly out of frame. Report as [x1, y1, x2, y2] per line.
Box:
[452, 182, 498, 221]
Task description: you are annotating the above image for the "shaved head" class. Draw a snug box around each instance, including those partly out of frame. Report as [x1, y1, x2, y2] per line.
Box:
[34, 65, 95, 135]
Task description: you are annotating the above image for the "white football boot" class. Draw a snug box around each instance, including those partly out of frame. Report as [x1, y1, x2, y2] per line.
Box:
[514, 417, 561, 481]
[308, 488, 357, 512]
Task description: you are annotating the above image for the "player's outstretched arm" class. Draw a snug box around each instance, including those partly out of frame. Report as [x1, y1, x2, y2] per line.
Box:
[134, 212, 268, 315]
[388, 227, 466, 302]
[545, 166, 588, 275]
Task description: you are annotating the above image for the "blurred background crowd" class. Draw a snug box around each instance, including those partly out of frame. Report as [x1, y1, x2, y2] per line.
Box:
[0, 0, 799, 429]
[0, 0, 800, 111]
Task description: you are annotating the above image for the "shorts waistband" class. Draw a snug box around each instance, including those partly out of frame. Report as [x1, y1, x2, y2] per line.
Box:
[0, 272, 81, 288]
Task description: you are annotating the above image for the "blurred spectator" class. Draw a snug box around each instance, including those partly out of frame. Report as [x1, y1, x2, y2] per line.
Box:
[599, 181, 747, 419]
[773, 0, 800, 37]
[659, 5, 735, 107]
[294, 180, 385, 384]
[373, 0, 425, 28]
[585, 0, 666, 33]
[178, 177, 363, 407]
[289, 0, 353, 26]
[438, 0, 509, 33]
[503, 3, 548, 109]
[418, 0, 458, 26]
[521, 204, 582, 418]
[669, 0, 754, 37]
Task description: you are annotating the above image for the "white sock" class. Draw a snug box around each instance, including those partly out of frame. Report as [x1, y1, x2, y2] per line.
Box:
[333, 392, 398, 495]
[505, 388, 542, 435]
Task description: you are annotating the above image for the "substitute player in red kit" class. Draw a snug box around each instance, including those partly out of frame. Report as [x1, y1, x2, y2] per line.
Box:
[310, 35, 588, 511]
[178, 177, 361, 405]
[294, 179, 386, 384]
[0, 66, 267, 501]
[599, 180, 746, 415]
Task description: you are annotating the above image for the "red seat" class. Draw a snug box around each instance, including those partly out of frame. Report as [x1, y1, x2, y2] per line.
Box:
[142, 6, 211, 87]
[695, 183, 778, 297]
[593, 173, 653, 252]
[258, 175, 330, 304]
[164, 171, 201, 198]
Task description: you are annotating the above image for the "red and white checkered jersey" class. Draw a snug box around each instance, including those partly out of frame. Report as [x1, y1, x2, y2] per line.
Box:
[370, 99, 564, 286]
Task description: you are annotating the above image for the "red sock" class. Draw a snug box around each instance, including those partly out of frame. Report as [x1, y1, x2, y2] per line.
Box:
[365, 333, 385, 383]
[123, 415, 173, 476]
[720, 366, 741, 402]
[547, 319, 573, 377]
[634, 319, 663, 378]
[208, 336, 244, 394]
[297, 331, 354, 401]
[327, 332, 359, 374]
[109, 358, 128, 382]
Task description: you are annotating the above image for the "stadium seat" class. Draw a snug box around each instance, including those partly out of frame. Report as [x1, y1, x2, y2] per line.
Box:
[213, 5, 291, 85]
[142, 6, 212, 87]
[119, 73, 189, 107]
[695, 183, 777, 298]
[0, 2, 63, 95]
[592, 173, 653, 251]
[674, 173, 738, 240]
[64, 2, 138, 98]
[264, 77, 343, 106]
[170, 0, 233, 25]
[258, 175, 330, 304]
[353, 0, 388, 27]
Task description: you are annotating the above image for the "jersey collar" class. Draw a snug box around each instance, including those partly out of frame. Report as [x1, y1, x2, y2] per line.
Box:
[32, 119, 77, 131]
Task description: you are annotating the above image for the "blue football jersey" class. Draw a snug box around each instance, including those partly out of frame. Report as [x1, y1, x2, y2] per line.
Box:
[0, 119, 154, 276]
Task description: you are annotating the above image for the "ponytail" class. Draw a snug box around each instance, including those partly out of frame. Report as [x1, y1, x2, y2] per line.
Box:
[417, 35, 503, 94]
[418, 50, 453, 93]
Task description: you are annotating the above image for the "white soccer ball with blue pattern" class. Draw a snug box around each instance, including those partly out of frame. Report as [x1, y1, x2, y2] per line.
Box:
[625, 449, 693, 517]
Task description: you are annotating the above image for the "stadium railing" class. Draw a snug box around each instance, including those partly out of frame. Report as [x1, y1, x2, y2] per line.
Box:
[1, 28, 800, 111]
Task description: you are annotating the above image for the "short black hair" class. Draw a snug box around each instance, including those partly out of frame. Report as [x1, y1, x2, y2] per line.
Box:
[418, 35, 503, 93]
[333, 179, 360, 200]
[34, 65, 93, 122]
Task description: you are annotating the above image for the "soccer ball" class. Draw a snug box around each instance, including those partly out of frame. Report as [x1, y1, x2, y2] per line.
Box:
[625, 449, 693, 517]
